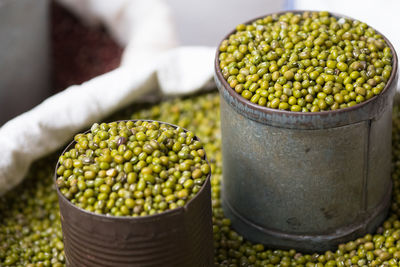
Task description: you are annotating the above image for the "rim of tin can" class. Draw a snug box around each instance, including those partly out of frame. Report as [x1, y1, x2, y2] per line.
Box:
[54, 119, 212, 222]
[214, 10, 398, 123]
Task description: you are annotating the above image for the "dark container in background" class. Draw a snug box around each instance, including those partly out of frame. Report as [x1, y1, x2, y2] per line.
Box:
[214, 11, 398, 252]
[55, 120, 214, 267]
[0, 0, 50, 125]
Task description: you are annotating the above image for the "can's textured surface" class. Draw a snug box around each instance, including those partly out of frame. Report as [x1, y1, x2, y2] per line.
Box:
[215, 11, 398, 252]
[56, 121, 214, 267]
[0, 0, 50, 125]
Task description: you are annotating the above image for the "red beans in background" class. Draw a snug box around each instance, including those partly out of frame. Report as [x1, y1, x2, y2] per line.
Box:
[51, 1, 123, 92]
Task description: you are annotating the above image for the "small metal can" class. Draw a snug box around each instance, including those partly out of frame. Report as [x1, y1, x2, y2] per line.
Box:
[214, 11, 398, 252]
[55, 120, 214, 266]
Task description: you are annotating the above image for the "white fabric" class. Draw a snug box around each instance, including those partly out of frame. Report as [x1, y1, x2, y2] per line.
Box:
[0, 0, 215, 195]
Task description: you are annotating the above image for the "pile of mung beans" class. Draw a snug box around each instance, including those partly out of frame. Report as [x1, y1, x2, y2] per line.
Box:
[56, 120, 209, 216]
[2, 91, 400, 266]
[218, 11, 393, 112]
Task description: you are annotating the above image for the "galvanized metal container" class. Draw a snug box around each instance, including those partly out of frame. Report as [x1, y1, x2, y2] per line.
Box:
[0, 0, 51, 125]
[214, 11, 399, 252]
[55, 120, 214, 266]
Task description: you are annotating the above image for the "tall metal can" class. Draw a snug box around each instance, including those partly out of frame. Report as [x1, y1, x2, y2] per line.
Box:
[215, 11, 398, 252]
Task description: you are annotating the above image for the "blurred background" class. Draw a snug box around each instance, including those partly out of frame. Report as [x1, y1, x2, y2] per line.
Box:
[1, 0, 398, 125]
[165, 0, 286, 46]
[0, 0, 287, 126]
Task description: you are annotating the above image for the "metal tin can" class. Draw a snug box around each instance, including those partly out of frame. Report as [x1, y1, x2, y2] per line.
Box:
[55, 120, 214, 266]
[214, 11, 399, 252]
[0, 0, 50, 125]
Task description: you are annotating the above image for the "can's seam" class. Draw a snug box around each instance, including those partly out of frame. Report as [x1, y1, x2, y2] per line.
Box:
[361, 120, 372, 212]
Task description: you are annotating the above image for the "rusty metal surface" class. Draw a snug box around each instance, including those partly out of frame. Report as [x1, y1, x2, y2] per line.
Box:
[55, 120, 214, 267]
[0, 0, 50, 125]
[214, 10, 398, 252]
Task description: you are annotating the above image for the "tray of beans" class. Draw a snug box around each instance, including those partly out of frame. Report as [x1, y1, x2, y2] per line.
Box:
[2, 6, 400, 267]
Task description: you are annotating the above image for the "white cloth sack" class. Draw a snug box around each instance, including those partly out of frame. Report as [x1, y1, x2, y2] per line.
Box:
[0, 0, 216, 195]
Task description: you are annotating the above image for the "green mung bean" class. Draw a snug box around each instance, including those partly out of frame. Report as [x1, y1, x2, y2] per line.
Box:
[56, 120, 209, 217]
[218, 11, 393, 112]
[3, 92, 400, 266]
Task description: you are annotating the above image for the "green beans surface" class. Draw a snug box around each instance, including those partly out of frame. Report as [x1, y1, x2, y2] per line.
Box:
[56, 120, 209, 217]
[3, 91, 400, 266]
[218, 11, 393, 112]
